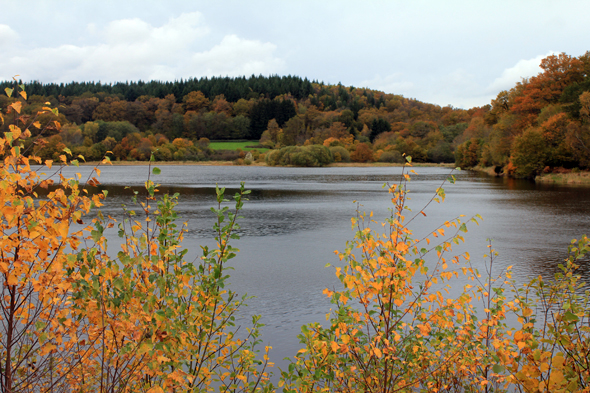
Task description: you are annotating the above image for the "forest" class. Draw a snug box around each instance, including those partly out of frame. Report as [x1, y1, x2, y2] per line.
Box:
[1, 51, 589, 177]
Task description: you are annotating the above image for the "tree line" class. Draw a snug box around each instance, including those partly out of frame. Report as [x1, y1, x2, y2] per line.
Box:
[2, 52, 589, 176]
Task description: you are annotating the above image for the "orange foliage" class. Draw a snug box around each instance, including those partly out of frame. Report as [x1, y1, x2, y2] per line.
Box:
[350, 142, 374, 162]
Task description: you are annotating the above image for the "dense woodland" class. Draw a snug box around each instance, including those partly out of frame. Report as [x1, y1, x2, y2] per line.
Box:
[1, 51, 589, 177]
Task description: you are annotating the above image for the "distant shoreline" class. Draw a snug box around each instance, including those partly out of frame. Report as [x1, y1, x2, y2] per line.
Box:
[472, 165, 590, 186]
[78, 160, 456, 168]
[535, 171, 590, 185]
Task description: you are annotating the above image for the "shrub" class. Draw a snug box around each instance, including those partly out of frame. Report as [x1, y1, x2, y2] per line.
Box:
[378, 149, 404, 163]
[280, 161, 590, 392]
[197, 136, 210, 148]
[329, 145, 351, 162]
[265, 145, 334, 167]
[209, 148, 240, 161]
[0, 84, 272, 391]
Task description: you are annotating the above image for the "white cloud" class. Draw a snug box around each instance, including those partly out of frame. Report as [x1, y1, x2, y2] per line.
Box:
[0, 24, 18, 50]
[185, 34, 285, 78]
[486, 51, 557, 93]
[0, 13, 284, 83]
[359, 73, 414, 94]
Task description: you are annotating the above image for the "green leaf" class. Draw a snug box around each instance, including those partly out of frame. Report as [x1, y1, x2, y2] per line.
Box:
[35, 321, 47, 330]
[459, 223, 467, 233]
[492, 364, 505, 373]
[152, 167, 161, 175]
[4, 87, 13, 97]
[563, 311, 579, 322]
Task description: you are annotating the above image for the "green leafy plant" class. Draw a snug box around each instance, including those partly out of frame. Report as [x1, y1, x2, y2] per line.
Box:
[67, 159, 273, 392]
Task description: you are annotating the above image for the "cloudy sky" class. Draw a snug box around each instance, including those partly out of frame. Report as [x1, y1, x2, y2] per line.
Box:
[0, 1, 588, 109]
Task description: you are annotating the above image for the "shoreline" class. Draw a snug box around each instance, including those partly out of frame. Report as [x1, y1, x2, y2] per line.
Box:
[71, 161, 590, 185]
[535, 171, 590, 185]
[471, 165, 590, 186]
[79, 160, 457, 168]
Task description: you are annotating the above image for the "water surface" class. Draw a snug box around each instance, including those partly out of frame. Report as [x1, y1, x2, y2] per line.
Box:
[44, 164, 590, 371]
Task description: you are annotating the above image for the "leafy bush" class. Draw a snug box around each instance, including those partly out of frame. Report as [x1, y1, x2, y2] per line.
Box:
[280, 163, 590, 392]
[265, 144, 334, 167]
[378, 149, 404, 163]
[0, 84, 272, 392]
[329, 145, 351, 162]
[209, 148, 240, 161]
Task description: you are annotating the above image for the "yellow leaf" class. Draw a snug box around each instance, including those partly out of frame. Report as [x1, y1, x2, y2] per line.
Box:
[548, 370, 564, 388]
[330, 341, 339, 352]
[20, 91, 27, 100]
[10, 101, 22, 114]
[373, 347, 382, 358]
[553, 354, 565, 369]
[146, 387, 164, 393]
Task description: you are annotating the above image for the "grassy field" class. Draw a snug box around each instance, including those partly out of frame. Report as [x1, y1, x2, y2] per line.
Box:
[209, 141, 269, 152]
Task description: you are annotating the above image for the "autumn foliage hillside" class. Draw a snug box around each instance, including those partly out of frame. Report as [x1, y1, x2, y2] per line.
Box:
[1, 51, 589, 174]
[0, 75, 473, 165]
[456, 52, 590, 177]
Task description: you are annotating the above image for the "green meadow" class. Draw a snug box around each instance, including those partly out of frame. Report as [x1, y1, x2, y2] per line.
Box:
[209, 141, 269, 152]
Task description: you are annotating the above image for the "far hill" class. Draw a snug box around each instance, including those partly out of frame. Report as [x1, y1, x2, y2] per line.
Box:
[1, 52, 589, 176]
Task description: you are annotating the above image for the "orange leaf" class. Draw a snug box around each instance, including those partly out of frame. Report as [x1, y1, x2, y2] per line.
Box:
[7, 273, 18, 286]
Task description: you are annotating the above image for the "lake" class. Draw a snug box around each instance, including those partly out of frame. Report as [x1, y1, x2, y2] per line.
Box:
[44, 164, 590, 372]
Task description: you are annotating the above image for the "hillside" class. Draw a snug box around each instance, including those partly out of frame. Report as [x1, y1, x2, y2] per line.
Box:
[1, 51, 589, 175]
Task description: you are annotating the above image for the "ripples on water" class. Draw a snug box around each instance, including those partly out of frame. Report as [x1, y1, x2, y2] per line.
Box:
[36, 164, 590, 372]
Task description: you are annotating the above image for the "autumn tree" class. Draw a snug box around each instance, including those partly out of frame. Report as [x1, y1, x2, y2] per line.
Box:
[511, 52, 586, 131]
[280, 165, 490, 391]
[0, 83, 106, 392]
[350, 142, 374, 162]
[281, 115, 307, 146]
[65, 168, 274, 391]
